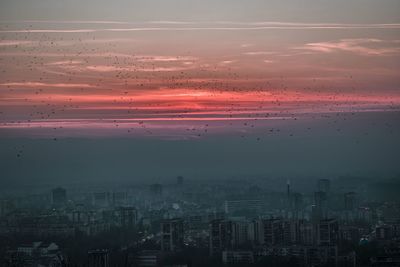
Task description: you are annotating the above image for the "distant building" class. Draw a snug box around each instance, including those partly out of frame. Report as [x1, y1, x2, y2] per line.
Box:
[93, 192, 110, 207]
[52, 187, 67, 207]
[337, 251, 356, 267]
[370, 246, 400, 266]
[224, 199, 262, 214]
[254, 218, 306, 246]
[313, 191, 328, 221]
[0, 198, 15, 217]
[72, 208, 95, 225]
[288, 193, 303, 219]
[161, 218, 184, 251]
[186, 215, 203, 230]
[210, 219, 234, 255]
[18, 241, 59, 256]
[317, 219, 339, 246]
[299, 221, 314, 245]
[344, 192, 357, 222]
[339, 225, 361, 243]
[317, 179, 331, 194]
[117, 206, 137, 227]
[134, 250, 160, 267]
[254, 218, 284, 245]
[207, 211, 225, 222]
[222, 250, 254, 264]
[344, 192, 357, 211]
[88, 249, 109, 267]
[112, 191, 128, 206]
[306, 246, 338, 267]
[11, 241, 64, 266]
[210, 219, 250, 255]
[150, 184, 163, 196]
[233, 220, 250, 246]
[177, 176, 184, 185]
[254, 218, 307, 245]
[255, 245, 338, 266]
[375, 224, 393, 241]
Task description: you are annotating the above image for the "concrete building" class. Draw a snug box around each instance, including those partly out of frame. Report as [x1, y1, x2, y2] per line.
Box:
[161, 218, 184, 252]
[177, 176, 184, 186]
[313, 191, 328, 221]
[117, 206, 137, 228]
[224, 199, 262, 214]
[88, 249, 109, 267]
[93, 192, 110, 207]
[317, 179, 331, 194]
[222, 250, 254, 264]
[52, 187, 67, 207]
[134, 250, 160, 267]
[210, 219, 234, 255]
[317, 219, 339, 246]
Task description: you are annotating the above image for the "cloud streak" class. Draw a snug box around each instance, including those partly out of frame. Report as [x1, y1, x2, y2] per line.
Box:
[297, 38, 400, 55]
[1, 22, 400, 33]
[0, 82, 95, 88]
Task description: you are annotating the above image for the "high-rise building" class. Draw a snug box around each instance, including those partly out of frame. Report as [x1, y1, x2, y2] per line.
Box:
[313, 191, 328, 221]
[317, 219, 339, 246]
[209, 219, 235, 255]
[317, 179, 331, 194]
[262, 218, 284, 245]
[233, 221, 249, 246]
[88, 249, 109, 267]
[299, 221, 314, 245]
[344, 192, 357, 223]
[117, 206, 137, 228]
[0, 199, 15, 217]
[288, 192, 303, 219]
[93, 192, 110, 207]
[161, 218, 184, 251]
[375, 224, 392, 241]
[51, 187, 67, 207]
[344, 192, 356, 211]
[177, 176, 184, 186]
[112, 191, 128, 206]
[253, 218, 283, 245]
[253, 218, 308, 246]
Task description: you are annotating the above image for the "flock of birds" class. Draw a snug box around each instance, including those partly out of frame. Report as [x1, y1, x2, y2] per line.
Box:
[0, 23, 398, 159]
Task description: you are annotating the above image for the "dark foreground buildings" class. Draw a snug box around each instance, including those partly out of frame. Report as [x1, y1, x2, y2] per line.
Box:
[1, 178, 400, 266]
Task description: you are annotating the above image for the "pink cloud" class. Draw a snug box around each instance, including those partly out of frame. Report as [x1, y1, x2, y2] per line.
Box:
[0, 82, 94, 88]
[85, 65, 193, 72]
[297, 38, 400, 55]
[135, 56, 197, 62]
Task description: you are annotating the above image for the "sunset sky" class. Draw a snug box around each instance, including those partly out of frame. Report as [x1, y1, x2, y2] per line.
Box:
[0, 0, 399, 138]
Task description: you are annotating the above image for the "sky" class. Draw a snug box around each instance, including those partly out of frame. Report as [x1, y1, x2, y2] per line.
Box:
[0, 0, 399, 184]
